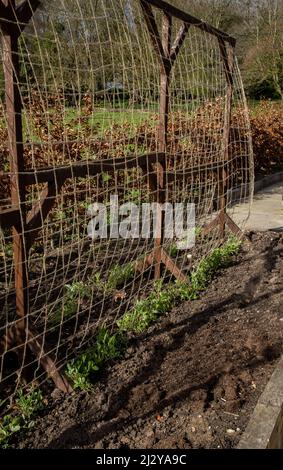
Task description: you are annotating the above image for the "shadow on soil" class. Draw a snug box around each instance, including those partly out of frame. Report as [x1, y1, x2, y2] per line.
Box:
[47, 241, 283, 448]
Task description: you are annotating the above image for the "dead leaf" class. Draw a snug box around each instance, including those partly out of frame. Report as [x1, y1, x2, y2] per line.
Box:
[114, 290, 127, 302]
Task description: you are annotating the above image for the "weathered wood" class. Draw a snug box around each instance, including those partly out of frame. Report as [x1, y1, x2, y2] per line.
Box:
[218, 37, 234, 86]
[1, 8, 30, 385]
[219, 39, 235, 237]
[153, 12, 172, 280]
[2, 2, 28, 325]
[170, 22, 190, 64]
[0, 321, 72, 393]
[144, 0, 236, 46]
[26, 180, 64, 250]
[139, 162, 159, 193]
[23, 153, 163, 249]
[224, 213, 242, 237]
[238, 355, 283, 449]
[27, 326, 72, 393]
[26, 183, 48, 226]
[1, 0, 72, 394]
[201, 214, 221, 237]
[23, 153, 165, 185]
[140, 3, 194, 282]
[158, 12, 171, 154]
[16, 0, 41, 29]
[0, 0, 241, 396]
[140, 0, 170, 73]
[1, 158, 224, 191]
[160, 248, 188, 283]
[201, 212, 242, 238]
[0, 206, 21, 227]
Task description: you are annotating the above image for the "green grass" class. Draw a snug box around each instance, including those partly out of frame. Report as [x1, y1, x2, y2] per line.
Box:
[89, 109, 152, 133]
[62, 106, 153, 135]
[0, 388, 44, 448]
[2, 100, 272, 145]
[0, 106, 153, 142]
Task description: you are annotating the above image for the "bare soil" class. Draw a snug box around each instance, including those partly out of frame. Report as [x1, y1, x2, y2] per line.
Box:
[16, 231, 283, 449]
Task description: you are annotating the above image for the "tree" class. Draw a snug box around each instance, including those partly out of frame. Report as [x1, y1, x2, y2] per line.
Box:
[242, 0, 283, 99]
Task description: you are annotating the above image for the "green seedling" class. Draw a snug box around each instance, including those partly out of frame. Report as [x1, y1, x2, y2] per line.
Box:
[66, 328, 124, 390]
[118, 238, 241, 333]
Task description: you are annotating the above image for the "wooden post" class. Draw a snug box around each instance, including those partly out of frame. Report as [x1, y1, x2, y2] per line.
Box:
[158, 14, 171, 153]
[219, 39, 235, 238]
[0, 0, 72, 393]
[2, 0, 28, 341]
[140, 0, 190, 282]
[154, 12, 171, 279]
[202, 40, 241, 240]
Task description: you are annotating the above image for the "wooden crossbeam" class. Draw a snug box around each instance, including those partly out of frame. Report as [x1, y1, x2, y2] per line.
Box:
[0, 0, 240, 397]
[202, 214, 222, 237]
[0, 153, 195, 232]
[0, 0, 41, 34]
[224, 213, 243, 237]
[0, 159, 226, 190]
[0, 320, 72, 393]
[160, 248, 188, 282]
[27, 326, 72, 393]
[202, 212, 242, 238]
[23, 153, 165, 185]
[170, 22, 190, 64]
[140, 1, 190, 74]
[140, 0, 170, 72]
[144, 0, 236, 46]
[23, 154, 163, 247]
[16, 0, 41, 28]
[26, 180, 64, 249]
[218, 37, 234, 86]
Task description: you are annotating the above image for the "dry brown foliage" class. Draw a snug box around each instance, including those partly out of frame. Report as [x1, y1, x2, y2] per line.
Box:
[0, 96, 281, 206]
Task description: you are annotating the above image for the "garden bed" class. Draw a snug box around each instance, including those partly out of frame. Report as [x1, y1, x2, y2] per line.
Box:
[15, 231, 283, 449]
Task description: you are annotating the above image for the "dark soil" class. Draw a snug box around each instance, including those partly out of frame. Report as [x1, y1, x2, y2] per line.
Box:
[16, 231, 283, 449]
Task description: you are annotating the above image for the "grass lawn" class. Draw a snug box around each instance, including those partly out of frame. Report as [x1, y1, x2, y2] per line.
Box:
[90, 108, 154, 132]
[2, 99, 280, 143]
[62, 106, 156, 136]
[247, 98, 282, 115]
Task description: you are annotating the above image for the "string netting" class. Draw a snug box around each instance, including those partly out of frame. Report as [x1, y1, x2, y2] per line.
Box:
[0, 0, 253, 404]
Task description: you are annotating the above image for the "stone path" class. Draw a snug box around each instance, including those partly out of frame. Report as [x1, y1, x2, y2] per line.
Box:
[230, 182, 283, 232]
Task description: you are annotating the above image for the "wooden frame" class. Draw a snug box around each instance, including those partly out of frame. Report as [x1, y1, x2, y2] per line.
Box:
[0, 0, 241, 393]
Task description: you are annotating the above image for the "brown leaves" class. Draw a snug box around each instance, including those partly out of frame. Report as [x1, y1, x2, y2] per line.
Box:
[250, 101, 283, 174]
[1, 95, 279, 210]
